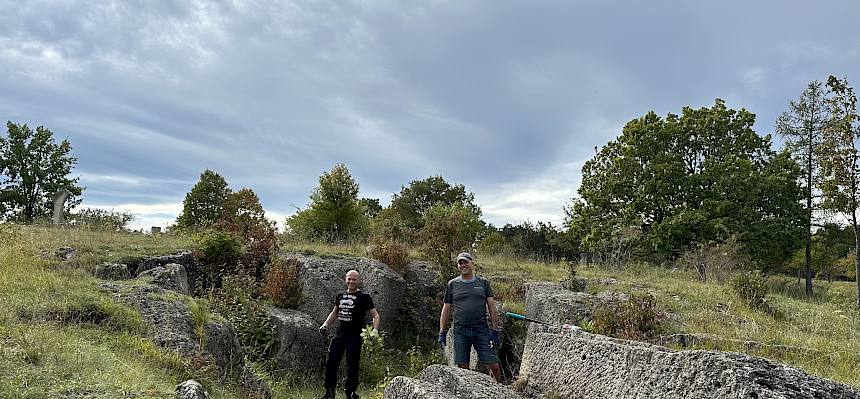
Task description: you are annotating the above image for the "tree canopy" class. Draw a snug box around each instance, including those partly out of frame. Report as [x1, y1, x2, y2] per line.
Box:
[0, 122, 83, 222]
[566, 99, 805, 269]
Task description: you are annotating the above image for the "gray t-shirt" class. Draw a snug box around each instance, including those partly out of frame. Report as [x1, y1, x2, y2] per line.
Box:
[444, 275, 494, 327]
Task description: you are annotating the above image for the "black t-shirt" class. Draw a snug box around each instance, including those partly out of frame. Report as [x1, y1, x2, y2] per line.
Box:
[335, 290, 375, 336]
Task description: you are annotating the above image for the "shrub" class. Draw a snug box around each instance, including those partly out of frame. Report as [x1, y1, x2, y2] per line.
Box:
[419, 204, 483, 279]
[193, 230, 246, 290]
[729, 270, 770, 311]
[560, 261, 585, 292]
[591, 292, 663, 340]
[68, 208, 135, 231]
[212, 275, 276, 364]
[676, 237, 751, 282]
[477, 231, 506, 256]
[369, 238, 410, 276]
[260, 258, 303, 309]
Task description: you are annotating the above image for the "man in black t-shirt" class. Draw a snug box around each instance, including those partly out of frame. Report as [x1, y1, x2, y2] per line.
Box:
[318, 270, 380, 399]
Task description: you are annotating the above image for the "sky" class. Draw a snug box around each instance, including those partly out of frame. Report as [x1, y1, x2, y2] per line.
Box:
[1, 1, 859, 231]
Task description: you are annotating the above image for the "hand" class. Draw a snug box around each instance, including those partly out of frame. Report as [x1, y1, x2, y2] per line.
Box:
[319, 324, 328, 336]
[489, 330, 500, 348]
[437, 330, 447, 348]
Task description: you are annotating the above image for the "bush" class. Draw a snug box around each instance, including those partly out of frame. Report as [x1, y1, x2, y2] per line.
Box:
[369, 238, 410, 276]
[677, 237, 751, 282]
[419, 204, 483, 279]
[260, 258, 303, 309]
[193, 230, 246, 290]
[477, 231, 507, 256]
[69, 208, 134, 231]
[590, 292, 663, 340]
[729, 270, 770, 311]
[212, 275, 276, 364]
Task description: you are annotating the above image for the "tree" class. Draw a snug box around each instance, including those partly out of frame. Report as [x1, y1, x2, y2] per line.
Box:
[286, 163, 367, 241]
[217, 188, 278, 280]
[818, 75, 860, 305]
[359, 197, 382, 218]
[390, 176, 481, 231]
[777, 81, 830, 296]
[0, 122, 83, 222]
[419, 203, 483, 279]
[567, 100, 804, 267]
[176, 169, 231, 231]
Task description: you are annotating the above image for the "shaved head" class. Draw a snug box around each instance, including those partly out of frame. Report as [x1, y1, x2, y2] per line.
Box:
[344, 270, 361, 292]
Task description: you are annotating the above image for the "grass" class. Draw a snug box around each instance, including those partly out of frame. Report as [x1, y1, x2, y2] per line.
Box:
[4, 225, 859, 396]
[476, 254, 860, 388]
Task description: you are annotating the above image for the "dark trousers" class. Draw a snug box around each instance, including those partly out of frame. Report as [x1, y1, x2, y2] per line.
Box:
[324, 334, 362, 396]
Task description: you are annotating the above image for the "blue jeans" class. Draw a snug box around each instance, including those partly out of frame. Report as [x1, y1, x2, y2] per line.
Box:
[453, 324, 499, 365]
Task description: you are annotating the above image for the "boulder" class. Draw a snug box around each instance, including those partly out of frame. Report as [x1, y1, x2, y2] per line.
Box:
[384, 365, 520, 399]
[524, 282, 594, 326]
[101, 281, 272, 399]
[284, 253, 406, 331]
[401, 261, 444, 339]
[131, 251, 202, 293]
[94, 262, 131, 280]
[519, 329, 860, 399]
[138, 263, 190, 295]
[267, 306, 326, 370]
[176, 380, 210, 399]
[42, 246, 76, 261]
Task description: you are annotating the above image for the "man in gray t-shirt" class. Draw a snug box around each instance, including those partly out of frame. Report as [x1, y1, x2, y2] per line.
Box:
[438, 252, 502, 382]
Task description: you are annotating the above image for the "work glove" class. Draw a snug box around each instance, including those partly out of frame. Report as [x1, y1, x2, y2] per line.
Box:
[319, 324, 328, 336]
[489, 329, 500, 349]
[437, 330, 447, 348]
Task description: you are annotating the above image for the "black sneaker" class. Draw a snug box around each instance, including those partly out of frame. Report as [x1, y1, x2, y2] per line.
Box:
[319, 393, 335, 399]
[345, 392, 359, 399]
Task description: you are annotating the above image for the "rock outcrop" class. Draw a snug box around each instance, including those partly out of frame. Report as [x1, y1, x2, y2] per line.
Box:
[130, 251, 202, 292]
[284, 253, 406, 330]
[384, 365, 520, 399]
[400, 261, 444, 339]
[100, 281, 272, 399]
[519, 329, 860, 399]
[94, 262, 132, 280]
[267, 305, 327, 370]
[176, 380, 210, 399]
[138, 263, 190, 295]
[524, 282, 595, 326]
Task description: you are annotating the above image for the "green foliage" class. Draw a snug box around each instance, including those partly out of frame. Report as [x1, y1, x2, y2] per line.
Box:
[477, 230, 506, 256]
[0, 121, 83, 222]
[189, 299, 211, 348]
[590, 292, 663, 340]
[217, 188, 279, 277]
[675, 236, 752, 282]
[390, 175, 481, 231]
[359, 198, 382, 218]
[567, 100, 805, 268]
[560, 261, 585, 292]
[193, 230, 246, 290]
[496, 221, 576, 261]
[175, 169, 231, 231]
[213, 275, 276, 364]
[419, 203, 483, 279]
[359, 326, 388, 385]
[729, 270, 771, 312]
[69, 208, 134, 231]
[286, 163, 368, 242]
[368, 238, 410, 276]
[369, 208, 409, 242]
[260, 257, 303, 309]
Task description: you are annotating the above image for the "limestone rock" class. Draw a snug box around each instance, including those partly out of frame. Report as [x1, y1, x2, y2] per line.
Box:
[285, 253, 405, 330]
[131, 251, 201, 292]
[401, 261, 444, 339]
[138, 263, 190, 295]
[43, 246, 76, 261]
[176, 380, 210, 399]
[519, 329, 860, 399]
[94, 262, 131, 280]
[267, 306, 326, 370]
[384, 365, 520, 399]
[524, 282, 593, 326]
[100, 281, 272, 399]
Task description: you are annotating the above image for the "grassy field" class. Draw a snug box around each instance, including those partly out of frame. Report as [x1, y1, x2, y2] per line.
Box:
[2, 224, 858, 398]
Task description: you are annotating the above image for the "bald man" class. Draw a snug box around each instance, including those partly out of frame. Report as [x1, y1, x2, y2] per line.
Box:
[318, 270, 380, 399]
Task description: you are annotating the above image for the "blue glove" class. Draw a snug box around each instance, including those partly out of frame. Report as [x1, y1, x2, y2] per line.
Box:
[438, 331, 447, 348]
[489, 330, 500, 348]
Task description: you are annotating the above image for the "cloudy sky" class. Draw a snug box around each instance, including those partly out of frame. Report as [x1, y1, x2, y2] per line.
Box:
[2, 1, 858, 230]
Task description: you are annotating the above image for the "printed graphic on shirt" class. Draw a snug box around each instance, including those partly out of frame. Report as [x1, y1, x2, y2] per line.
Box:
[338, 294, 358, 322]
[333, 291, 375, 336]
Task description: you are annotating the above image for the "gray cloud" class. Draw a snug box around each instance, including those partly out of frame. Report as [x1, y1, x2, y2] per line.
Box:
[1, 0, 859, 229]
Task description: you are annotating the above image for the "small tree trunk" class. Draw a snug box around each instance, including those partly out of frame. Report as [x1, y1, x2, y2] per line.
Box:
[805, 139, 814, 297]
[855, 218, 860, 307]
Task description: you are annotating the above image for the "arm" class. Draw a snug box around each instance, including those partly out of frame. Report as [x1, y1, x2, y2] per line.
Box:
[439, 303, 452, 332]
[487, 297, 498, 331]
[368, 308, 380, 330]
[323, 306, 338, 328]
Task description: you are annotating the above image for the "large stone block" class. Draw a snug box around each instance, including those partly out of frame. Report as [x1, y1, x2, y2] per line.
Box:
[285, 253, 405, 331]
[519, 330, 860, 399]
[138, 263, 190, 295]
[267, 306, 326, 370]
[384, 365, 520, 399]
[524, 282, 594, 326]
